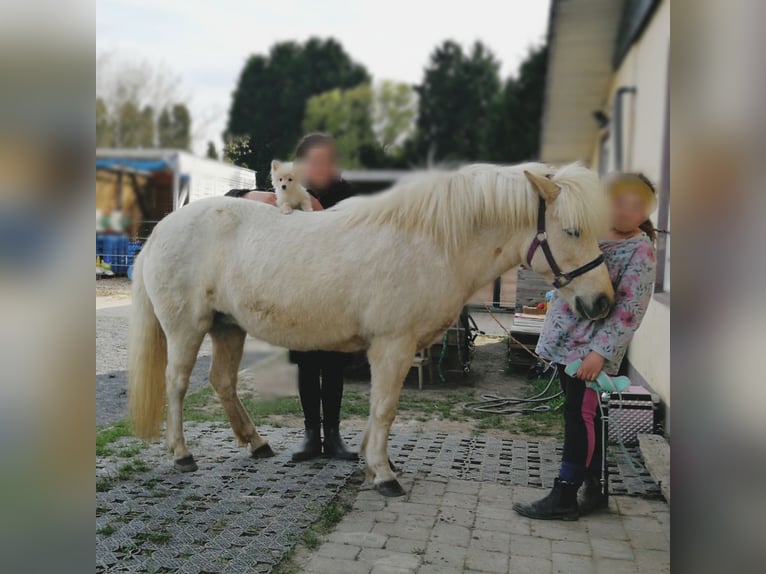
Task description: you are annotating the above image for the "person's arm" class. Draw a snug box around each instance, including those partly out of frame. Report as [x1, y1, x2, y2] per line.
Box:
[242, 190, 277, 206]
[309, 196, 323, 211]
[576, 242, 657, 380]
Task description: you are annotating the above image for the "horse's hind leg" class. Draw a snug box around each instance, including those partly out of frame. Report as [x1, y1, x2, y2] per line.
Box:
[165, 331, 206, 472]
[209, 323, 274, 458]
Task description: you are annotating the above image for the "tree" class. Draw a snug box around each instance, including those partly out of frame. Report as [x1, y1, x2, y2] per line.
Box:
[482, 45, 548, 162]
[116, 102, 154, 148]
[373, 81, 417, 154]
[96, 54, 191, 149]
[226, 38, 370, 183]
[206, 141, 219, 160]
[222, 135, 252, 169]
[410, 41, 501, 163]
[96, 97, 114, 147]
[158, 104, 191, 150]
[303, 84, 377, 169]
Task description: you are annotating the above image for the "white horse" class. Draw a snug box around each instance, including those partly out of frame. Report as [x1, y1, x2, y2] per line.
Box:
[128, 163, 614, 496]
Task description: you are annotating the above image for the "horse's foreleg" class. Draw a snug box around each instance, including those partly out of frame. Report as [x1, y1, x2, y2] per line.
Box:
[365, 337, 415, 497]
[209, 323, 273, 458]
[165, 333, 205, 472]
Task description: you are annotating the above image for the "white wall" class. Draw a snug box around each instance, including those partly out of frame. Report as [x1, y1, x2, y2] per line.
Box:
[592, 0, 671, 410]
[178, 153, 257, 201]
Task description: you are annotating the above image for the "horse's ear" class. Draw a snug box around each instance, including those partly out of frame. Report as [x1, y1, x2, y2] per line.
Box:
[271, 160, 281, 172]
[524, 170, 560, 203]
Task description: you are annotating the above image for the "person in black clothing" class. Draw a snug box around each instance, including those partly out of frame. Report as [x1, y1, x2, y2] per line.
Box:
[226, 133, 357, 462]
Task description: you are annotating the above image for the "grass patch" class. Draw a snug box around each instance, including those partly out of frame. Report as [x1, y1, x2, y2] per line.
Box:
[301, 530, 321, 550]
[97, 524, 115, 536]
[96, 420, 133, 456]
[469, 374, 564, 436]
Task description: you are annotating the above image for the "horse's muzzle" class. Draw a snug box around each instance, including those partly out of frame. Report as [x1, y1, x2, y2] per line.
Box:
[575, 294, 613, 320]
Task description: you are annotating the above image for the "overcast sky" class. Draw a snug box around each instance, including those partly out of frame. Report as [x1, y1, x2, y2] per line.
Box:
[97, 0, 549, 155]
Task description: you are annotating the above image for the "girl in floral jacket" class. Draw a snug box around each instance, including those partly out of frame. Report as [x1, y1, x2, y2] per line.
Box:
[514, 173, 658, 521]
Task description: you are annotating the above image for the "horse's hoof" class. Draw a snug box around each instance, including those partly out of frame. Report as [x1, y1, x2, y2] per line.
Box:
[375, 479, 406, 497]
[251, 444, 275, 459]
[174, 455, 198, 473]
[388, 458, 398, 472]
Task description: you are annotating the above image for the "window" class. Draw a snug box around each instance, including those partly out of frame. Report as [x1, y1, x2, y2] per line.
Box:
[654, 63, 670, 298]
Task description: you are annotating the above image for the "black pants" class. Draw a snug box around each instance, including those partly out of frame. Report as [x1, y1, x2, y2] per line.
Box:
[289, 350, 348, 428]
[559, 366, 603, 485]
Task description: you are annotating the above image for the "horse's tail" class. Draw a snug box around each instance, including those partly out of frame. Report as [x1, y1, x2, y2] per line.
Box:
[128, 251, 167, 439]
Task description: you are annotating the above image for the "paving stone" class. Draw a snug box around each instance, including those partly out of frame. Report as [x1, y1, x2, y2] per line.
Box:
[430, 522, 471, 547]
[465, 547, 509, 573]
[425, 540, 468, 569]
[358, 548, 421, 570]
[475, 516, 530, 536]
[595, 558, 639, 573]
[509, 555, 552, 574]
[372, 521, 430, 542]
[330, 532, 388, 548]
[411, 480, 447, 497]
[437, 506, 476, 528]
[396, 512, 437, 530]
[355, 498, 387, 511]
[531, 521, 589, 543]
[552, 540, 592, 556]
[441, 491, 479, 510]
[621, 515, 665, 534]
[635, 548, 670, 573]
[469, 528, 510, 553]
[476, 503, 515, 521]
[335, 519, 376, 533]
[510, 534, 552, 559]
[583, 516, 629, 540]
[552, 552, 596, 574]
[591, 538, 634, 560]
[386, 502, 439, 517]
[624, 527, 668, 550]
[446, 479, 481, 495]
[417, 565, 464, 574]
[372, 511, 398, 524]
[371, 566, 413, 574]
[384, 536, 426, 554]
[615, 497, 665, 517]
[306, 556, 371, 574]
[318, 542, 362, 560]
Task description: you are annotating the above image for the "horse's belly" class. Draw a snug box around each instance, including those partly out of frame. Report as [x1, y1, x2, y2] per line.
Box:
[228, 308, 368, 353]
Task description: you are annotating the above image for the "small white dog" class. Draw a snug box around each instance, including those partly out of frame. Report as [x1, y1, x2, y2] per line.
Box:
[271, 160, 313, 214]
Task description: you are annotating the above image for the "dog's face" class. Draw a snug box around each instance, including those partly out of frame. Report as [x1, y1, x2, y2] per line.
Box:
[271, 160, 301, 193]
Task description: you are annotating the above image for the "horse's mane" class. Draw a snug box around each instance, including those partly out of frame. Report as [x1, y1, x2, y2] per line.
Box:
[334, 162, 606, 253]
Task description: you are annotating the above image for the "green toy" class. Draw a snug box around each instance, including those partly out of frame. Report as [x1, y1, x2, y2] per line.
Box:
[565, 359, 631, 393]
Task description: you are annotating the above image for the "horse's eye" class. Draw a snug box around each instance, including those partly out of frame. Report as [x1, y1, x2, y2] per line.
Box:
[564, 228, 580, 238]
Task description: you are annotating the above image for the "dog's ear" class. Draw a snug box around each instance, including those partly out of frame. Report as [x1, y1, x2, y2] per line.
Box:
[271, 160, 281, 172]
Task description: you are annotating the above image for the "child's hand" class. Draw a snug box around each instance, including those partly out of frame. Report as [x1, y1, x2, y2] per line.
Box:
[576, 351, 605, 381]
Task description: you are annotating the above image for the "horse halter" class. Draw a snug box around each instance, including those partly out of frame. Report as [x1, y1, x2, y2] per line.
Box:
[525, 199, 605, 288]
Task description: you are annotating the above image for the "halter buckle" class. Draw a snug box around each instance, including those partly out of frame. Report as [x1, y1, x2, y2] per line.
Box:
[553, 274, 572, 288]
[536, 231, 548, 242]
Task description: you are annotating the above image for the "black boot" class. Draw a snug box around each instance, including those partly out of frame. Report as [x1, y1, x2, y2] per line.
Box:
[291, 425, 322, 462]
[322, 425, 359, 461]
[578, 473, 608, 515]
[512, 478, 579, 521]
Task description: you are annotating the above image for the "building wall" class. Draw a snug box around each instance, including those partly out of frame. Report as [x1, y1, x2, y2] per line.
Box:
[591, 0, 671, 414]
